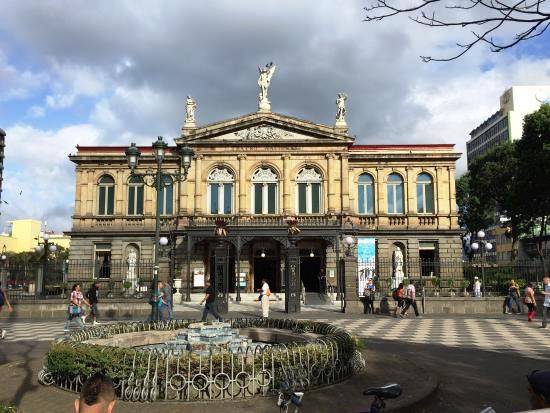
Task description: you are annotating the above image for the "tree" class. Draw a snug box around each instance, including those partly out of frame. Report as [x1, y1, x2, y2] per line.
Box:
[364, 0, 550, 62]
[456, 172, 494, 233]
[515, 103, 550, 267]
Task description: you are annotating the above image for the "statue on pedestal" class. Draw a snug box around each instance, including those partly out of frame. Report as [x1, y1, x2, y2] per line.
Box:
[126, 247, 138, 294]
[184, 95, 197, 128]
[335, 93, 348, 128]
[392, 246, 405, 289]
[258, 62, 276, 112]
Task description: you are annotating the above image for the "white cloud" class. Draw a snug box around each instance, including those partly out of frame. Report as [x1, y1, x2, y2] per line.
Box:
[28, 105, 46, 118]
[0, 51, 48, 101]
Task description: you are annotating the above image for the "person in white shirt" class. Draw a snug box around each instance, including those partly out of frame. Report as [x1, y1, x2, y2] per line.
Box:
[257, 278, 270, 318]
[401, 280, 420, 317]
[542, 276, 550, 329]
[474, 277, 482, 298]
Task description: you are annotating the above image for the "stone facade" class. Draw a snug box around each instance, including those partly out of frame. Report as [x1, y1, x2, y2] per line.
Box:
[67, 109, 461, 297]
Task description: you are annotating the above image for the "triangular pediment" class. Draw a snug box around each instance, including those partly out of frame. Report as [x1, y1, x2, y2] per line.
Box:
[175, 112, 353, 146]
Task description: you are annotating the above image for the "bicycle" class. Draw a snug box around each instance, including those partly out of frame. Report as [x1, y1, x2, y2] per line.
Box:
[361, 383, 402, 413]
[276, 380, 304, 413]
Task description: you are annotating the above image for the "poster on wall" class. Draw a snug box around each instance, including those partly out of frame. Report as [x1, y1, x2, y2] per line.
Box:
[357, 237, 376, 296]
[193, 268, 205, 287]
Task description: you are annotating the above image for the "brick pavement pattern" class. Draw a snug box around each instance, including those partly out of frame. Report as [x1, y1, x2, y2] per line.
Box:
[2, 316, 549, 360]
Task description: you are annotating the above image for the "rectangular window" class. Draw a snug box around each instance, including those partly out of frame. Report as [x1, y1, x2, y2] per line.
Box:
[254, 184, 262, 214]
[395, 184, 403, 213]
[358, 185, 365, 214]
[210, 184, 219, 214]
[417, 184, 424, 213]
[311, 183, 320, 213]
[136, 186, 144, 214]
[366, 185, 374, 214]
[267, 183, 276, 214]
[107, 186, 114, 215]
[128, 186, 135, 215]
[388, 186, 395, 213]
[425, 184, 434, 213]
[164, 185, 173, 215]
[223, 183, 232, 214]
[298, 183, 307, 213]
[98, 187, 106, 215]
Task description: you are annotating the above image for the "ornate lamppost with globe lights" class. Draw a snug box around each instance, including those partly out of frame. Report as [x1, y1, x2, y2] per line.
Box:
[341, 235, 356, 312]
[1, 245, 7, 289]
[470, 230, 493, 297]
[125, 137, 194, 321]
[35, 233, 58, 298]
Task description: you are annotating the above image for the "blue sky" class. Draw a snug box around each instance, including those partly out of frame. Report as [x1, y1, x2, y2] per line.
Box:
[1, 1, 550, 232]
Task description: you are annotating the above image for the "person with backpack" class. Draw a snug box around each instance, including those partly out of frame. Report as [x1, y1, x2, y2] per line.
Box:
[392, 282, 404, 317]
[0, 281, 13, 339]
[85, 282, 101, 325]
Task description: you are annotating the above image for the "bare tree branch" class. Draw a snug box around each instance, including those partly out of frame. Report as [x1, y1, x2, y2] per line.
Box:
[364, 0, 550, 61]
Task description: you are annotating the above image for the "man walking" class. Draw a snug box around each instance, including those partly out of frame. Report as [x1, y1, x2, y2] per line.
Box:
[85, 282, 101, 325]
[401, 280, 420, 318]
[542, 276, 550, 329]
[162, 280, 173, 321]
[506, 279, 522, 314]
[199, 279, 222, 322]
[0, 282, 13, 339]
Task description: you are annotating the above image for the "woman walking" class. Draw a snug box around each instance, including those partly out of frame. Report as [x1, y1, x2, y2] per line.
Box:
[392, 282, 405, 317]
[257, 277, 271, 318]
[64, 284, 89, 332]
[524, 282, 537, 322]
[506, 279, 522, 314]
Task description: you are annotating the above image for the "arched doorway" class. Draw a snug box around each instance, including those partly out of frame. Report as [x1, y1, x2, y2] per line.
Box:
[298, 239, 325, 293]
[249, 238, 282, 293]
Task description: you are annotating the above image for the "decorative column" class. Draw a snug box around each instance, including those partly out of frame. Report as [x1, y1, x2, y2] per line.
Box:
[285, 236, 301, 313]
[343, 254, 362, 313]
[326, 153, 336, 213]
[185, 234, 192, 302]
[115, 169, 124, 215]
[194, 155, 203, 214]
[214, 239, 229, 314]
[406, 167, 415, 216]
[238, 154, 247, 214]
[86, 170, 94, 215]
[282, 154, 292, 214]
[340, 154, 350, 213]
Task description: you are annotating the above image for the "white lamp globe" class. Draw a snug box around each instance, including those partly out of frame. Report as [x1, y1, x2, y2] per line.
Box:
[260, 251, 266, 258]
[344, 235, 355, 247]
[485, 242, 493, 251]
[35, 245, 44, 253]
[309, 251, 315, 258]
[471, 242, 480, 251]
[1, 254, 6, 261]
[43, 233, 50, 241]
[476, 230, 485, 239]
[49, 244, 57, 253]
[159, 237, 169, 246]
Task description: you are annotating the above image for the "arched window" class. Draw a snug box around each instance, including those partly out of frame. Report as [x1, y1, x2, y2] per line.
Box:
[127, 176, 144, 215]
[417, 173, 434, 213]
[387, 173, 404, 214]
[208, 167, 234, 214]
[97, 175, 115, 216]
[296, 167, 322, 214]
[358, 173, 375, 214]
[251, 167, 278, 214]
[159, 175, 173, 215]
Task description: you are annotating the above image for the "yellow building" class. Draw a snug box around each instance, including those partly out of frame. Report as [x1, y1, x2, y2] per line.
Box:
[0, 219, 70, 253]
[66, 88, 462, 303]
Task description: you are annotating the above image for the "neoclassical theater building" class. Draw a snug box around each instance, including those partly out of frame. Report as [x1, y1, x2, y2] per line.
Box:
[67, 68, 461, 302]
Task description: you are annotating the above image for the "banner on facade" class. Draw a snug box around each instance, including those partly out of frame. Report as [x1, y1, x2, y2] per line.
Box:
[357, 237, 376, 296]
[193, 268, 205, 287]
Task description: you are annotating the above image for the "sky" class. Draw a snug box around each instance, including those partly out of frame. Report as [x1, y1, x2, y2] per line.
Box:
[1, 0, 550, 233]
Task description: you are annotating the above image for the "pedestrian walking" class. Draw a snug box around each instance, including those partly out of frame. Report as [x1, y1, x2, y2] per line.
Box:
[506, 279, 522, 314]
[524, 282, 537, 322]
[200, 279, 222, 322]
[148, 281, 164, 321]
[474, 276, 482, 298]
[85, 282, 101, 325]
[401, 280, 420, 318]
[363, 277, 375, 314]
[74, 372, 116, 413]
[318, 269, 327, 295]
[64, 284, 89, 332]
[162, 280, 173, 321]
[257, 277, 271, 318]
[392, 283, 404, 317]
[0, 282, 13, 339]
[542, 276, 550, 329]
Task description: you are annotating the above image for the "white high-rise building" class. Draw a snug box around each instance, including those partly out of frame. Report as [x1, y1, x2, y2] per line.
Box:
[466, 86, 550, 166]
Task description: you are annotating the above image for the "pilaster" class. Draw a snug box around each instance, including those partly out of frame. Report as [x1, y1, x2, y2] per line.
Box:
[282, 154, 292, 214]
[340, 153, 349, 213]
[238, 154, 247, 214]
[326, 153, 336, 213]
[194, 155, 203, 214]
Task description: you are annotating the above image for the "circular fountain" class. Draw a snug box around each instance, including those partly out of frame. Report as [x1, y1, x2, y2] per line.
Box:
[39, 318, 363, 403]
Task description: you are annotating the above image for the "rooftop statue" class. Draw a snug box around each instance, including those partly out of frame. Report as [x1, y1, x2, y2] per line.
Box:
[258, 62, 276, 112]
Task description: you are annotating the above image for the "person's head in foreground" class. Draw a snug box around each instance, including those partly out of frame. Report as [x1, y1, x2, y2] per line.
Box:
[527, 370, 550, 409]
[74, 372, 116, 413]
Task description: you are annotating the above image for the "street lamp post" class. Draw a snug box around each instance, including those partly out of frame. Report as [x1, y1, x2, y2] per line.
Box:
[125, 137, 194, 321]
[1, 245, 7, 290]
[341, 235, 355, 312]
[470, 230, 493, 297]
[35, 233, 57, 298]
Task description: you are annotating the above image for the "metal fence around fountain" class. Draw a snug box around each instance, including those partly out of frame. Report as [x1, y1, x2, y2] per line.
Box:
[39, 318, 363, 402]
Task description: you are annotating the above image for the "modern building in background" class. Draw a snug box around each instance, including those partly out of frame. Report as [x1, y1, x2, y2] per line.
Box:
[0, 219, 71, 253]
[466, 86, 550, 166]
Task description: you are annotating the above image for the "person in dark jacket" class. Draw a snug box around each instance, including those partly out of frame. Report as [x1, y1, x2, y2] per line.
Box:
[86, 283, 101, 325]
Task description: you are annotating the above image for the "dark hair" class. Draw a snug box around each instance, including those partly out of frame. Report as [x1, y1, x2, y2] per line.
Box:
[527, 282, 533, 288]
[262, 278, 267, 283]
[527, 370, 550, 404]
[72, 283, 80, 292]
[398, 283, 404, 289]
[80, 372, 115, 407]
